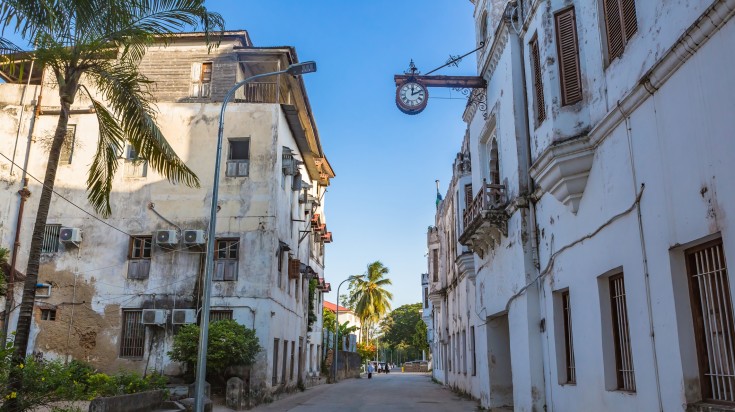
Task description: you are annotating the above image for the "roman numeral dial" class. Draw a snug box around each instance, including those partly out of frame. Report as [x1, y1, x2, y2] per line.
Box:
[395, 81, 429, 115]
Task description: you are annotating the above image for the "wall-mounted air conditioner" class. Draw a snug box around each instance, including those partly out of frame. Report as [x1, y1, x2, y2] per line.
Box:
[172, 309, 197, 325]
[59, 227, 82, 243]
[142, 309, 167, 325]
[155, 229, 178, 246]
[183, 229, 205, 245]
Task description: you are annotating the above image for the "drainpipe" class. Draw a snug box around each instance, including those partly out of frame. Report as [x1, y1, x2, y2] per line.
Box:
[2, 66, 43, 343]
[1, 179, 31, 344]
[619, 101, 663, 412]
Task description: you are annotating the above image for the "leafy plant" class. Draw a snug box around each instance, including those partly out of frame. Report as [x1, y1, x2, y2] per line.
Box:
[307, 278, 318, 332]
[168, 319, 261, 377]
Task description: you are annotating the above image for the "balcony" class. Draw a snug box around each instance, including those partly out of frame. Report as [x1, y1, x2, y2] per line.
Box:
[459, 181, 509, 256]
[234, 82, 279, 103]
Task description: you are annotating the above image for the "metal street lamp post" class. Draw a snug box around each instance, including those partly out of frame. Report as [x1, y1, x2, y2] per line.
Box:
[333, 275, 361, 382]
[194, 61, 317, 412]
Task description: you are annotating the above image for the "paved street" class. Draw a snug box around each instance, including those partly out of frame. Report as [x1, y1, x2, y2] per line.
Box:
[248, 373, 479, 412]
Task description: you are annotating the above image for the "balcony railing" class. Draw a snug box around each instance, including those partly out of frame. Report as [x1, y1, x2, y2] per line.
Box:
[235, 82, 278, 103]
[463, 180, 505, 230]
[459, 179, 509, 256]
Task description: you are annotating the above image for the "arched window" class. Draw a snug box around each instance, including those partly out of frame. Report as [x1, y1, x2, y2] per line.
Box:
[489, 138, 500, 185]
[479, 11, 488, 44]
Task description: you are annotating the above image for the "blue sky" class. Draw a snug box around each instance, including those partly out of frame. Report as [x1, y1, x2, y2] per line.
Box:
[209, 1, 478, 309]
[4, 1, 478, 309]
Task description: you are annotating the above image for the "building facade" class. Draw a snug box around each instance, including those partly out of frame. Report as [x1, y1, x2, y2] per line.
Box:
[0, 31, 335, 397]
[428, 0, 735, 410]
[323, 300, 362, 344]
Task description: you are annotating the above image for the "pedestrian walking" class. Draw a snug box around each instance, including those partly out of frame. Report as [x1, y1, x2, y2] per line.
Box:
[367, 362, 374, 379]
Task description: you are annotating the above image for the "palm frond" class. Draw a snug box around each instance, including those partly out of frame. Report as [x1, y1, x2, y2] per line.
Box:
[87, 61, 200, 191]
[83, 89, 126, 216]
[0, 0, 59, 41]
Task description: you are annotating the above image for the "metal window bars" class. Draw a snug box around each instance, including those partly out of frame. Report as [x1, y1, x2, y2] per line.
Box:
[120, 310, 145, 358]
[42, 224, 61, 253]
[562, 291, 576, 383]
[610, 274, 636, 391]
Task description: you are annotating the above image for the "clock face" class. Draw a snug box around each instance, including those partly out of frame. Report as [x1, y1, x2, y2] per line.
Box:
[396, 81, 429, 114]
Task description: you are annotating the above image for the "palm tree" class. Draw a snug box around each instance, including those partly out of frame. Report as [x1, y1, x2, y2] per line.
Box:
[349, 261, 393, 343]
[0, 0, 223, 407]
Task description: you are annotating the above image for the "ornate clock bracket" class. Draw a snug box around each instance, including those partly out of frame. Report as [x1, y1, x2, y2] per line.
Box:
[394, 43, 487, 115]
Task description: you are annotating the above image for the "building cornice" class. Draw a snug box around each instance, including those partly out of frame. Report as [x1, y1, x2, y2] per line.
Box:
[530, 0, 735, 212]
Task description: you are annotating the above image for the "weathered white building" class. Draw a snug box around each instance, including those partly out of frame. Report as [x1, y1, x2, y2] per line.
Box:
[428, 0, 735, 410]
[0, 31, 335, 397]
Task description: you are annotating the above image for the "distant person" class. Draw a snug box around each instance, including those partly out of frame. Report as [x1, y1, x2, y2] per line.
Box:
[367, 362, 374, 379]
[385, 363, 390, 374]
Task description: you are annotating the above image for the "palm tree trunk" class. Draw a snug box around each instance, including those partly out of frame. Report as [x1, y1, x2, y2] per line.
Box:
[7, 86, 73, 409]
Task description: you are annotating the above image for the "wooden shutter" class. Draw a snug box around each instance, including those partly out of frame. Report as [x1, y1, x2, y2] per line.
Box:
[190, 63, 202, 97]
[530, 36, 546, 123]
[555, 8, 582, 106]
[604, 0, 637, 61]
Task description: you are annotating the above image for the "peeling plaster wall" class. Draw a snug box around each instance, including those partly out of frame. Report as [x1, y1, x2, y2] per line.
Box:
[0, 75, 328, 393]
[453, 0, 735, 411]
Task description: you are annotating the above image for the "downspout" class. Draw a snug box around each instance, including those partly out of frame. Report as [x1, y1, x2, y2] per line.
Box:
[2, 67, 43, 343]
[511, 1, 548, 408]
[618, 100, 663, 412]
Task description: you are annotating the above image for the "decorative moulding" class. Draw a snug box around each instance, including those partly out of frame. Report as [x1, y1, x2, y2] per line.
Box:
[456, 253, 477, 283]
[529, 134, 594, 213]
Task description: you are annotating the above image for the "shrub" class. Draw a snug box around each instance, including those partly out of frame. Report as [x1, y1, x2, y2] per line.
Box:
[168, 319, 261, 377]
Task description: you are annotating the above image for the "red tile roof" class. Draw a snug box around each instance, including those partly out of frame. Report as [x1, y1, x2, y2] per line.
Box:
[323, 301, 352, 313]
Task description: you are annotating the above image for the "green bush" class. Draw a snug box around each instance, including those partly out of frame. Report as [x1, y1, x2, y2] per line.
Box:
[168, 319, 261, 377]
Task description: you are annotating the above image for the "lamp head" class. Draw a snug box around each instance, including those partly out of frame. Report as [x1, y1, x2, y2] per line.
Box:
[286, 61, 317, 76]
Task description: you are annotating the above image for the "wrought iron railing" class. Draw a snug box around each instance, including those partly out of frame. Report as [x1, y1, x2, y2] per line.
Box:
[462, 180, 506, 230]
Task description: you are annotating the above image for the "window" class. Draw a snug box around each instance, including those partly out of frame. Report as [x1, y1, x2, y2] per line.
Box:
[127, 236, 152, 280]
[555, 7, 583, 106]
[562, 291, 576, 383]
[122, 145, 148, 178]
[479, 11, 488, 45]
[290, 341, 295, 380]
[462, 330, 467, 374]
[609, 274, 635, 391]
[190, 62, 213, 98]
[59, 126, 76, 165]
[120, 310, 145, 358]
[470, 326, 476, 376]
[529, 35, 546, 124]
[281, 340, 288, 384]
[424, 287, 429, 309]
[209, 310, 233, 322]
[432, 249, 439, 282]
[226, 139, 249, 177]
[213, 238, 238, 281]
[464, 184, 473, 208]
[42, 224, 61, 253]
[272, 339, 280, 385]
[603, 0, 637, 62]
[686, 239, 735, 402]
[277, 247, 285, 288]
[489, 139, 500, 186]
[40, 308, 56, 321]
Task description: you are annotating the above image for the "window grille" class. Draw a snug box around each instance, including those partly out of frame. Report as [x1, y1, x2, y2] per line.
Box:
[555, 7, 583, 105]
[42, 224, 61, 253]
[128, 236, 152, 280]
[489, 139, 500, 186]
[562, 291, 576, 383]
[603, 0, 637, 61]
[272, 339, 279, 385]
[290, 341, 295, 380]
[281, 340, 288, 384]
[530, 36, 546, 123]
[464, 184, 473, 209]
[120, 310, 145, 358]
[471, 326, 477, 376]
[609, 274, 635, 391]
[213, 239, 239, 281]
[424, 287, 429, 309]
[687, 240, 735, 402]
[209, 310, 233, 322]
[59, 126, 76, 165]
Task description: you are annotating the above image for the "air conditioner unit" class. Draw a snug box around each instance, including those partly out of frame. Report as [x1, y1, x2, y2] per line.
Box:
[142, 309, 167, 325]
[171, 309, 197, 325]
[59, 227, 82, 243]
[155, 229, 178, 246]
[183, 229, 205, 245]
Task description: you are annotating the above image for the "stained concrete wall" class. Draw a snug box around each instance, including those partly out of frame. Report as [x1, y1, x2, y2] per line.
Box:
[0, 39, 331, 396]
